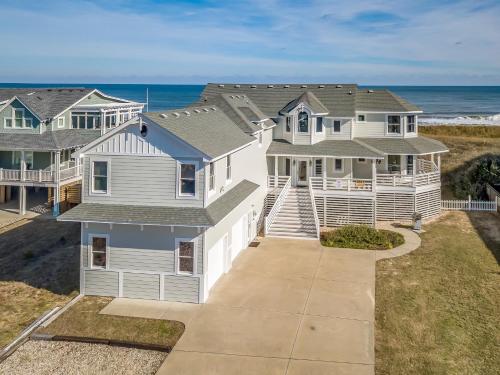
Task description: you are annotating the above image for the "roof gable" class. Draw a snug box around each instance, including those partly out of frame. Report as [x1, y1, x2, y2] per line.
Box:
[280, 91, 329, 115]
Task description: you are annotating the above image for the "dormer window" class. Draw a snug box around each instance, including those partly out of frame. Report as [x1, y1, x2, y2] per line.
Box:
[407, 115, 416, 133]
[316, 117, 323, 133]
[285, 117, 291, 132]
[298, 111, 309, 133]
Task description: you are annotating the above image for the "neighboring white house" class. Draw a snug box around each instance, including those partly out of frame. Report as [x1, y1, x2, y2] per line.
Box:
[58, 83, 448, 303]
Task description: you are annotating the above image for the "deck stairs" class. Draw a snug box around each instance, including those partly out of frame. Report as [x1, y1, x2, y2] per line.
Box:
[267, 187, 318, 239]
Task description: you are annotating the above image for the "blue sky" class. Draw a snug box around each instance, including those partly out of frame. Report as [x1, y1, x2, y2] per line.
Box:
[1, 0, 499, 84]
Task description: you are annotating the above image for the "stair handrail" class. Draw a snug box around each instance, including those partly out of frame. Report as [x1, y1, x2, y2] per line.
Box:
[308, 178, 320, 239]
[264, 176, 291, 235]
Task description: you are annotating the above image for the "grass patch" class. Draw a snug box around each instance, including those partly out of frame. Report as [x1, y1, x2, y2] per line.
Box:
[420, 125, 500, 138]
[37, 297, 185, 347]
[376, 211, 500, 375]
[321, 225, 404, 250]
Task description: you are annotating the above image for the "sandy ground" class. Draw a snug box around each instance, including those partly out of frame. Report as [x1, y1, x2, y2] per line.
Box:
[0, 340, 167, 375]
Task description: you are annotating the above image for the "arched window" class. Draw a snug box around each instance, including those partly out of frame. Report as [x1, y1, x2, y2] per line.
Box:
[298, 111, 309, 133]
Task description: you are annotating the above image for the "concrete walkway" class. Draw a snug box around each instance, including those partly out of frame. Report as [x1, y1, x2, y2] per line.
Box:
[103, 238, 376, 375]
[375, 223, 421, 260]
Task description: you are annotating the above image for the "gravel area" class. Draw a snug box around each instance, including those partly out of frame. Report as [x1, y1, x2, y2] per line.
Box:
[0, 340, 167, 375]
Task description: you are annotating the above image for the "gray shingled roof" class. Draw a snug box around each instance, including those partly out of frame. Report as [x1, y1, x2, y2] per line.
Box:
[356, 90, 421, 112]
[0, 88, 94, 121]
[280, 91, 329, 115]
[200, 84, 358, 118]
[199, 84, 420, 118]
[58, 180, 259, 226]
[267, 139, 383, 158]
[0, 129, 101, 151]
[143, 106, 255, 159]
[357, 136, 448, 155]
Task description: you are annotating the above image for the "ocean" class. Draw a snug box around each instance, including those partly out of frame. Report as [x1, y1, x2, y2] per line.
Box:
[2, 83, 500, 125]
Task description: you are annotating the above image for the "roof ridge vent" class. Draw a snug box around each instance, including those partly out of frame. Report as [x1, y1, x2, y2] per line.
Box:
[367, 89, 374, 93]
[251, 85, 257, 88]
[173, 112, 180, 118]
[336, 84, 343, 88]
[318, 85, 325, 88]
[230, 95, 234, 99]
[203, 108, 209, 112]
[268, 85, 274, 88]
[284, 85, 290, 88]
[211, 107, 216, 111]
[234, 84, 240, 88]
[301, 85, 307, 88]
[218, 84, 224, 87]
[160, 113, 168, 118]
[348, 90, 352, 95]
[194, 109, 201, 113]
[27, 92, 35, 96]
[184, 110, 190, 116]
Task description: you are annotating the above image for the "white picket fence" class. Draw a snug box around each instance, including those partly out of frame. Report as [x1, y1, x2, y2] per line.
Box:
[441, 199, 497, 212]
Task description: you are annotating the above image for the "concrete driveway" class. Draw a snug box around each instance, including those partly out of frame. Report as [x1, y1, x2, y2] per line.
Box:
[103, 238, 375, 375]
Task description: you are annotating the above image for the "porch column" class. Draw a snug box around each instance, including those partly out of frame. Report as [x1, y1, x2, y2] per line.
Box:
[20, 150, 26, 181]
[274, 156, 278, 186]
[322, 157, 327, 190]
[437, 154, 441, 170]
[412, 156, 417, 175]
[53, 151, 61, 216]
[371, 160, 377, 192]
[19, 185, 26, 215]
[431, 154, 435, 165]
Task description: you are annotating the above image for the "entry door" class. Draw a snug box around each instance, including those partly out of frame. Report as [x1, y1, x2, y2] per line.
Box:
[296, 159, 309, 186]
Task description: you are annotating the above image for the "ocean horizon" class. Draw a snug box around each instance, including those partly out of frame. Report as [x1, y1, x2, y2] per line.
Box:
[2, 83, 499, 126]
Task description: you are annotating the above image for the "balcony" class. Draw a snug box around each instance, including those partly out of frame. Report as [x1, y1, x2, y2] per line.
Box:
[0, 165, 82, 185]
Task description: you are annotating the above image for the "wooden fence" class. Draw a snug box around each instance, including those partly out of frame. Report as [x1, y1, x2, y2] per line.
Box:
[441, 198, 497, 212]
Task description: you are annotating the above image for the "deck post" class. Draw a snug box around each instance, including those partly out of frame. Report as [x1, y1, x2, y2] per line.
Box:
[19, 185, 26, 215]
[274, 156, 278, 187]
[371, 160, 376, 192]
[437, 154, 441, 170]
[53, 151, 61, 216]
[322, 157, 327, 190]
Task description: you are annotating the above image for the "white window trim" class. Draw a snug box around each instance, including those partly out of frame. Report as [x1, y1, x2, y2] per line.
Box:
[285, 116, 291, 133]
[176, 160, 199, 200]
[258, 132, 263, 148]
[57, 116, 65, 128]
[333, 158, 344, 173]
[406, 115, 416, 133]
[314, 158, 323, 176]
[175, 237, 197, 275]
[4, 108, 34, 129]
[315, 117, 324, 133]
[297, 110, 311, 135]
[357, 114, 366, 123]
[386, 115, 402, 135]
[24, 118, 33, 128]
[88, 233, 110, 270]
[332, 119, 342, 134]
[4, 118, 12, 128]
[208, 162, 215, 194]
[90, 158, 111, 196]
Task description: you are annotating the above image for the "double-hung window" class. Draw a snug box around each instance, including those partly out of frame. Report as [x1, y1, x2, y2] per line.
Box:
[334, 159, 343, 172]
[387, 115, 401, 134]
[4, 109, 33, 128]
[407, 115, 416, 133]
[57, 117, 65, 128]
[285, 117, 291, 132]
[179, 162, 196, 197]
[14, 109, 23, 128]
[333, 120, 341, 133]
[176, 239, 195, 274]
[298, 111, 309, 133]
[315, 159, 323, 176]
[90, 235, 108, 269]
[226, 155, 231, 182]
[316, 117, 323, 133]
[209, 162, 215, 191]
[92, 161, 109, 194]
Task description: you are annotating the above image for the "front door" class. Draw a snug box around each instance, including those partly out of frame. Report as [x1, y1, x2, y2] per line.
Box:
[296, 159, 309, 186]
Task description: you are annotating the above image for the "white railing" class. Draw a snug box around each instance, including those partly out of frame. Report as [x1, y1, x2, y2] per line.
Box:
[377, 171, 440, 187]
[441, 199, 497, 212]
[309, 177, 373, 192]
[267, 175, 290, 189]
[24, 169, 54, 182]
[59, 166, 81, 181]
[0, 169, 21, 181]
[264, 176, 291, 235]
[308, 178, 320, 239]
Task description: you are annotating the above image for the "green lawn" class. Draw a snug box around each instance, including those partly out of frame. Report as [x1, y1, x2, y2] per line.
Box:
[38, 296, 185, 347]
[375, 211, 500, 375]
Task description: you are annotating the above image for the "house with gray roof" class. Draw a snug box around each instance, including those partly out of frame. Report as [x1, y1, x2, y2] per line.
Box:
[0, 88, 143, 215]
[56, 83, 447, 303]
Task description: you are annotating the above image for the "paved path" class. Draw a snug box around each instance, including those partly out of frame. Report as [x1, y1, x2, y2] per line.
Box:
[102, 226, 420, 375]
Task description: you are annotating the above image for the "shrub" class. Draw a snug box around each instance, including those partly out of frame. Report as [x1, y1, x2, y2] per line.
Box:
[321, 225, 405, 250]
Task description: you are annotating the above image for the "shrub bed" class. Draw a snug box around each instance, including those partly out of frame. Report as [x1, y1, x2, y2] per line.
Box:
[321, 225, 405, 250]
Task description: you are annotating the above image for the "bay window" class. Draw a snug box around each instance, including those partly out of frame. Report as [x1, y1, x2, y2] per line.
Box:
[316, 117, 323, 133]
[209, 162, 215, 191]
[285, 117, 291, 132]
[298, 111, 309, 133]
[407, 115, 416, 133]
[387, 115, 401, 134]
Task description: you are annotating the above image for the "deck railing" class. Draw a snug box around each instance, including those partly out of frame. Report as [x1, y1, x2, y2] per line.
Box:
[267, 175, 290, 189]
[376, 170, 440, 187]
[309, 177, 373, 192]
[0, 165, 81, 184]
[308, 178, 320, 239]
[264, 176, 291, 235]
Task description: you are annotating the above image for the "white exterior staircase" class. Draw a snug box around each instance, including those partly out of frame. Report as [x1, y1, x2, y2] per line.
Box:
[267, 187, 318, 239]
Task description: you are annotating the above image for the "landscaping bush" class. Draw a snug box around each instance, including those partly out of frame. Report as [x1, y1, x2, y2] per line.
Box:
[321, 225, 404, 250]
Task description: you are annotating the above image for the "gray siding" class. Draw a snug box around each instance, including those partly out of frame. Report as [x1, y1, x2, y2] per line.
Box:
[83, 155, 204, 208]
[164, 275, 200, 303]
[84, 270, 119, 296]
[0, 99, 42, 134]
[111, 248, 174, 273]
[123, 273, 160, 300]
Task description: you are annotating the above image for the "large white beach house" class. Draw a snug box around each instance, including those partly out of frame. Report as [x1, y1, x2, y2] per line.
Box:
[58, 84, 448, 302]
